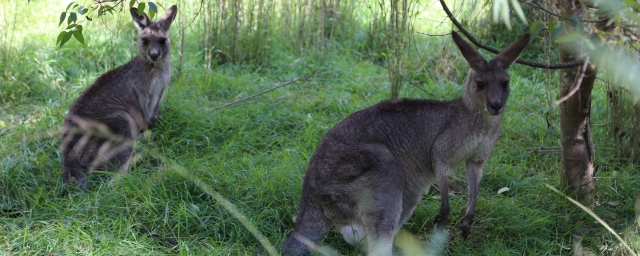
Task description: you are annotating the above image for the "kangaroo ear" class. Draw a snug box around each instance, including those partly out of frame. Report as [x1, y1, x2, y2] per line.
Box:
[158, 5, 178, 31]
[492, 33, 530, 69]
[452, 31, 487, 71]
[130, 8, 151, 30]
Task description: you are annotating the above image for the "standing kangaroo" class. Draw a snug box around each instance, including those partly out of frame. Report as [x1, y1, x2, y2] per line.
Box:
[280, 31, 530, 255]
[60, 5, 178, 191]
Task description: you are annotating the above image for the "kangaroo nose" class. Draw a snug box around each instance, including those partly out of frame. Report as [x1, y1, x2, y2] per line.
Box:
[487, 102, 504, 115]
[149, 51, 160, 61]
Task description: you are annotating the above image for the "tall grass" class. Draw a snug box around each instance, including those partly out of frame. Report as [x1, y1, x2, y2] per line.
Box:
[198, 0, 422, 82]
[201, 0, 357, 65]
[385, 0, 418, 99]
[606, 74, 640, 167]
[1, 0, 639, 255]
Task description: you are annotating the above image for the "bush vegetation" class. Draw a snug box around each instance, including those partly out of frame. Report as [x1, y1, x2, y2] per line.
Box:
[0, 0, 638, 254]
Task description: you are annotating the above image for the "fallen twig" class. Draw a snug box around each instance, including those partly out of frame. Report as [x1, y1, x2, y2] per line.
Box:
[213, 71, 334, 110]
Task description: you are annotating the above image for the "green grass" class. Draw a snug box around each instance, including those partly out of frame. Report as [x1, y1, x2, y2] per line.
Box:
[1, 0, 639, 255]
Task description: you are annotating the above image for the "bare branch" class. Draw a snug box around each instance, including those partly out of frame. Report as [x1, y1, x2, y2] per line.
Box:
[439, 0, 583, 69]
[622, 27, 640, 43]
[556, 56, 590, 104]
[519, 0, 607, 23]
[213, 71, 334, 110]
[519, 1, 559, 17]
[354, 51, 434, 97]
[417, 32, 451, 37]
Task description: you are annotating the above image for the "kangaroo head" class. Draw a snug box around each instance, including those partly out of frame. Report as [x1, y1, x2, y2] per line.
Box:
[452, 31, 530, 115]
[130, 5, 178, 62]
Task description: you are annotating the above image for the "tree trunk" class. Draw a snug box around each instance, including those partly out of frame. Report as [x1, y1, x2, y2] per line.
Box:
[557, 0, 597, 202]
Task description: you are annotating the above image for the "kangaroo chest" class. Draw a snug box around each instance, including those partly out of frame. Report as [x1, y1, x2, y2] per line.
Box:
[449, 126, 500, 165]
[128, 63, 170, 125]
[147, 70, 170, 108]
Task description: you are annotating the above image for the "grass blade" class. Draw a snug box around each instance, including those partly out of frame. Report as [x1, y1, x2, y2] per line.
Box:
[544, 183, 638, 256]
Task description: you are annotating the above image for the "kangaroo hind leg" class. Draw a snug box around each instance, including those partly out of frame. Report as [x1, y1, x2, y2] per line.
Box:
[280, 201, 332, 256]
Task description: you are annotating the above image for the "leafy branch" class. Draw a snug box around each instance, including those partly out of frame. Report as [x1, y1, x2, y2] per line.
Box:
[56, 1, 159, 48]
[439, 0, 582, 69]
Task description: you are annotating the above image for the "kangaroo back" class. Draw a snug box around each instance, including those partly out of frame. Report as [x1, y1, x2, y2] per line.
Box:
[60, 5, 178, 192]
[280, 32, 529, 255]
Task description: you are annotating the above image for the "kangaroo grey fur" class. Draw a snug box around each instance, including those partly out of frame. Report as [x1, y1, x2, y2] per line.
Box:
[280, 31, 530, 255]
[60, 5, 178, 191]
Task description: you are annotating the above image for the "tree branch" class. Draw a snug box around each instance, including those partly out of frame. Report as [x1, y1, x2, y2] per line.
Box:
[354, 51, 433, 97]
[556, 56, 590, 104]
[518, 0, 607, 24]
[439, 0, 583, 69]
[213, 71, 334, 110]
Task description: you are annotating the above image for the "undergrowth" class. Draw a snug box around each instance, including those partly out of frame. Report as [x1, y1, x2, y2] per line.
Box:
[1, 0, 639, 255]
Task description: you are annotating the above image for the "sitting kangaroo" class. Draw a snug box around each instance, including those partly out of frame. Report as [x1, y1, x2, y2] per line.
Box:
[60, 5, 178, 191]
[280, 31, 530, 255]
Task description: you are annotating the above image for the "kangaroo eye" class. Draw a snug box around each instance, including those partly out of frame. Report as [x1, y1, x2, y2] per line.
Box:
[501, 81, 509, 89]
[476, 81, 485, 90]
[159, 39, 166, 45]
[142, 39, 149, 45]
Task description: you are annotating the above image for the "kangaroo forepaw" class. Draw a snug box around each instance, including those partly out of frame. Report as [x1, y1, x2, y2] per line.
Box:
[433, 215, 448, 232]
[460, 216, 474, 239]
[148, 117, 158, 130]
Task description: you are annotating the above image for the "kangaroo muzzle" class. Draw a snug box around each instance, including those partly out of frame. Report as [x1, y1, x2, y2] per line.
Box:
[486, 101, 504, 115]
[148, 48, 161, 61]
[485, 85, 506, 115]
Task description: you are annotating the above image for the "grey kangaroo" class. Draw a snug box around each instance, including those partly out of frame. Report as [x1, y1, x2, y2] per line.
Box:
[61, 5, 178, 191]
[280, 31, 530, 255]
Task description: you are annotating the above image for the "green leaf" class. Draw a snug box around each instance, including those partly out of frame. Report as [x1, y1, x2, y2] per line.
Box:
[68, 12, 77, 25]
[78, 6, 85, 15]
[104, 5, 113, 14]
[148, 2, 157, 20]
[529, 21, 544, 39]
[65, 23, 77, 30]
[631, 234, 640, 246]
[59, 31, 73, 49]
[509, 0, 528, 25]
[58, 12, 66, 27]
[500, 0, 511, 30]
[137, 3, 145, 16]
[56, 31, 67, 45]
[72, 25, 85, 45]
[475, 199, 487, 208]
[554, 31, 582, 43]
[552, 22, 563, 38]
[65, 2, 75, 12]
[624, 0, 640, 10]
[493, 0, 511, 29]
[624, 9, 640, 25]
[572, 15, 584, 35]
[547, 21, 556, 36]
[492, 0, 505, 24]
[98, 5, 115, 16]
[130, 0, 136, 8]
[147, 2, 157, 14]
